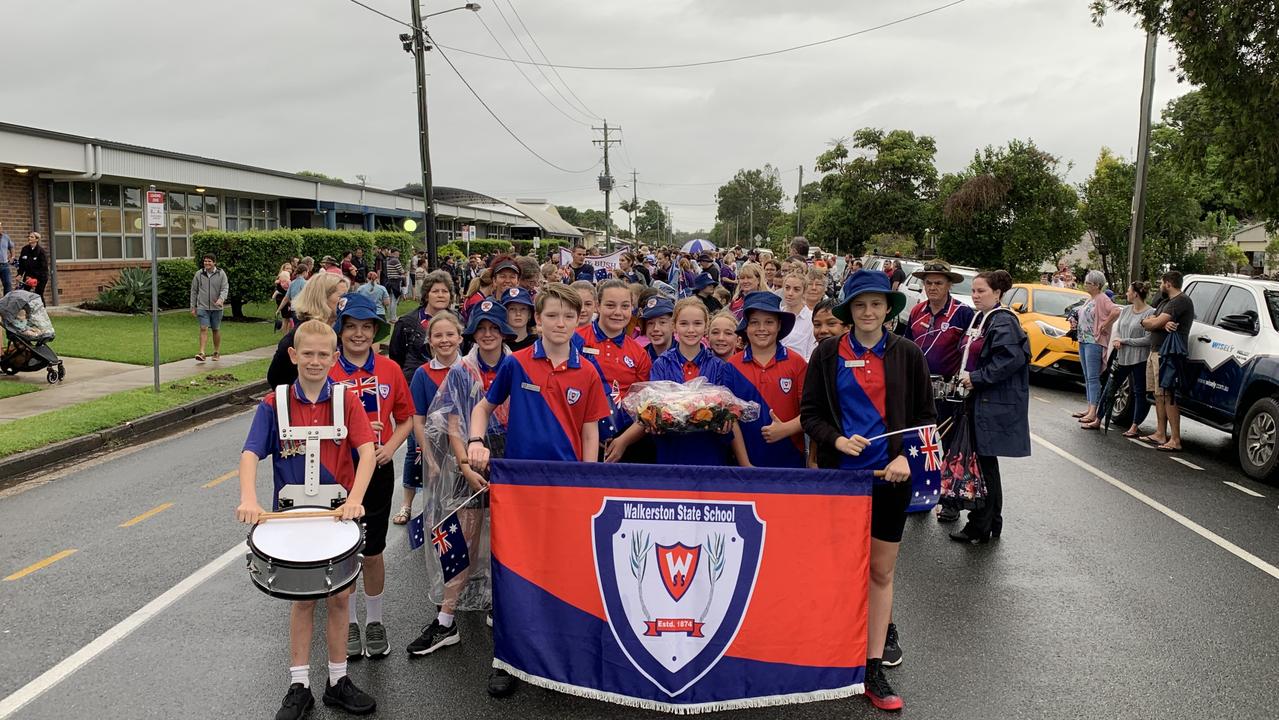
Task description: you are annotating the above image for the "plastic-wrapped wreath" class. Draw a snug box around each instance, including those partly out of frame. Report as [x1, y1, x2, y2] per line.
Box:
[621, 377, 760, 434]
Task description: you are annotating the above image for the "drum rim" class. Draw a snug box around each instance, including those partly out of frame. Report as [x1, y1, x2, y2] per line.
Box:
[247, 505, 365, 568]
[249, 567, 361, 601]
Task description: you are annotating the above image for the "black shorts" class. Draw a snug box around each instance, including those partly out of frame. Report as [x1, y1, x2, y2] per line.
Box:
[361, 462, 396, 556]
[870, 480, 911, 543]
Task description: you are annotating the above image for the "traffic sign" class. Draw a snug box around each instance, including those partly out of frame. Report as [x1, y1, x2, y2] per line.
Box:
[146, 191, 165, 228]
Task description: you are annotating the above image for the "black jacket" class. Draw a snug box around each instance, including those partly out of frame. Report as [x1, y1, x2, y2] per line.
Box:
[968, 310, 1031, 458]
[388, 312, 431, 384]
[267, 328, 299, 389]
[801, 332, 936, 470]
[17, 243, 47, 279]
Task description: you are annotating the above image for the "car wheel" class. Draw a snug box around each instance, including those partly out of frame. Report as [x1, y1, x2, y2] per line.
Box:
[1238, 397, 1279, 482]
[1111, 375, 1133, 428]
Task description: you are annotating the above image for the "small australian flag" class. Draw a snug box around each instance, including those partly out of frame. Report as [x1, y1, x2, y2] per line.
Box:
[408, 512, 426, 551]
[431, 511, 470, 582]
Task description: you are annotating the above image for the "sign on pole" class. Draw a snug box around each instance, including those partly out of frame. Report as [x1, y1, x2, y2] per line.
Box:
[146, 191, 166, 228]
[147, 187, 163, 392]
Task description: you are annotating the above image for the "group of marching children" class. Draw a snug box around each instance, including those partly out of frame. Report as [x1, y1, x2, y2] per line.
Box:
[237, 250, 940, 716]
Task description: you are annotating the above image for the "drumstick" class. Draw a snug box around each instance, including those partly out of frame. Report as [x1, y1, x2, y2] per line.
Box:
[256, 509, 343, 523]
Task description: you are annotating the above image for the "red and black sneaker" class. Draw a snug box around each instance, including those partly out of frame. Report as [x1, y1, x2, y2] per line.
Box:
[864, 658, 903, 711]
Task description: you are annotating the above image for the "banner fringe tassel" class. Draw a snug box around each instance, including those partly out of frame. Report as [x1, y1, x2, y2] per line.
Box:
[492, 660, 864, 715]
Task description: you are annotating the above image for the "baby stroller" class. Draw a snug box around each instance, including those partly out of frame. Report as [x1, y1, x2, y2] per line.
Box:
[1, 289, 65, 383]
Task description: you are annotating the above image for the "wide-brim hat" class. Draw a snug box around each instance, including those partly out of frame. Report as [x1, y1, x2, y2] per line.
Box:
[735, 291, 795, 341]
[833, 270, 906, 325]
[332, 292, 390, 342]
[911, 260, 964, 284]
[320, 255, 338, 266]
[640, 295, 675, 320]
[464, 298, 516, 338]
[693, 272, 717, 291]
[499, 286, 534, 308]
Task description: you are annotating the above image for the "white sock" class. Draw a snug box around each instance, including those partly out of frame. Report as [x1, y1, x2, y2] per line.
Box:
[365, 593, 383, 625]
[437, 611, 454, 628]
[348, 595, 359, 624]
[328, 660, 347, 684]
[289, 665, 309, 688]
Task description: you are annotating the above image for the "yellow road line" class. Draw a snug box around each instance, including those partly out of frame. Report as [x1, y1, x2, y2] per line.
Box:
[202, 471, 237, 489]
[4, 549, 78, 581]
[119, 502, 174, 528]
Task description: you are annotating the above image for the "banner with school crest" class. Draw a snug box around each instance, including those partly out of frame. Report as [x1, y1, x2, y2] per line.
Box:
[488, 459, 873, 713]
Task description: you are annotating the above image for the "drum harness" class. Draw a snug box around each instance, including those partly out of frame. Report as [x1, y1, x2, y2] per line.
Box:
[274, 384, 349, 509]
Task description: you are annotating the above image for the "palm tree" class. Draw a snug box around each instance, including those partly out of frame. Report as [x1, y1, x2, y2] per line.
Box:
[618, 199, 639, 239]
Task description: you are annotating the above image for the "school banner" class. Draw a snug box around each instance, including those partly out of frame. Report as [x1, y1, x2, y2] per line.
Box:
[489, 459, 872, 713]
[558, 247, 626, 274]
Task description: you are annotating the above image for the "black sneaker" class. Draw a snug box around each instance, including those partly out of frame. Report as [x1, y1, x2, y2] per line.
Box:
[882, 623, 903, 668]
[322, 676, 377, 715]
[275, 683, 314, 720]
[487, 668, 519, 698]
[864, 659, 903, 711]
[937, 506, 960, 523]
[407, 620, 460, 656]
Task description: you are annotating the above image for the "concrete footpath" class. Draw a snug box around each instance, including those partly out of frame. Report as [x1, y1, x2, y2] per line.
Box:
[0, 345, 276, 423]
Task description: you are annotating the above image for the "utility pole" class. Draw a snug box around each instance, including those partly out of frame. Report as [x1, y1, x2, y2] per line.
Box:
[1127, 29, 1158, 285]
[630, 169, 638, 239]
[592, 120, 621, 250]
[665, 206, 672, 245]
[408, 0, 437, 268]
[748, 183, 755, 250]
[795, 165, 803, 236]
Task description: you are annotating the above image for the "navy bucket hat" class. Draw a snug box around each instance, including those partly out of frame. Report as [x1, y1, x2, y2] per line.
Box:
[464, 298, 516, 338]
[499, 286, 534, 308]
[833, 270, 906, 325]
[640, 295, 675, 320]
[692, 272, 717, 291]
[735, 291, 795, 341]
[333, 292, 390, 342]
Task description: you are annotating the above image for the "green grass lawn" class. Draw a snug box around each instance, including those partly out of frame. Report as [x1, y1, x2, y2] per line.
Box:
[52, 302, 284, 365]
[0, 358, 270, 458]
[0, 381, 42, 400]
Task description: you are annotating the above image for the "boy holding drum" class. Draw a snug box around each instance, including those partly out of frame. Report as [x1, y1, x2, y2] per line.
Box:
[237, 319, 378, 719]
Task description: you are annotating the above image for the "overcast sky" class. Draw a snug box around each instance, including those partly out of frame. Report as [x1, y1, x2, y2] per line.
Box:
[5, 0, 1187, 232]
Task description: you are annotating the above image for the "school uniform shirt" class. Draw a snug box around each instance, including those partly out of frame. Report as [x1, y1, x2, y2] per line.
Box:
[329, 351, 413, 447]
[649, 345, 738, 466]
[728, 344, 808, 468]
[835, 331, 890, 472]
[904, 296, 975, 377]
[485, 339, 611, 462]
[577, 321, 653, 402]
[405, 356, 461, 483]
[243, 379, 376, 509]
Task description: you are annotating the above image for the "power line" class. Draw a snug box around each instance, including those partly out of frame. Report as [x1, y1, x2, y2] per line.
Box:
[504, 0, 603, 120]
[346, 0, 413, 28]
[474, 13, 591, 126]
[434, 0, 970, 71]
[488, 1, 599, 123]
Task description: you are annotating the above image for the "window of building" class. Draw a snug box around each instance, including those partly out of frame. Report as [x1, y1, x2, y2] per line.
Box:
[53, 181, 228, 261]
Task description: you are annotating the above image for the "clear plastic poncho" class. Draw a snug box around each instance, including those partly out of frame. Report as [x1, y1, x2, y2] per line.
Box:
[419, 346, 509, 612]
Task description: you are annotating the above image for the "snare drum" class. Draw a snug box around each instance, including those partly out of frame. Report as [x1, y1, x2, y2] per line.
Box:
[246, 506, 364, 600]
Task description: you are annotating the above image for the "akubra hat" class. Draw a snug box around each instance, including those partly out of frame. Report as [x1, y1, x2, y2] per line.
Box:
[464, 298, 516, 338]
[735, 291, 795, 341]
[833, 270, 906, 325]
[911, 259, 964, 284]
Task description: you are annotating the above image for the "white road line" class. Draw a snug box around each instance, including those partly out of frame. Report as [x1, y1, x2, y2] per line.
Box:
[1126, 437, 1148, 448]
[1170, 457, 1204, 471]
[1032, 395, 1052, 404]
[1030, 433, 1279, 582]
[0, 543, 244, 719]
[1223, 481, 1265, 498]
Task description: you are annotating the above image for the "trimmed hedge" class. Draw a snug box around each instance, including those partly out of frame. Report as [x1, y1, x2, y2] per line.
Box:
[372, 231, 419, 256]
[444, 238, 514, 258]
[297, 230, 371, 264]
[157, 259, 198, 309]
[193, 230, 300, 317]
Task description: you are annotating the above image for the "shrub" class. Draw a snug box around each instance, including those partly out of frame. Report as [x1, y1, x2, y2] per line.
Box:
[438, 243, 466, 261]
[540, 238, 571, 263]
[297, 230, 372, 265]
[371, 230, 419, 256]
[450, 238, 514, 258]
[90, 267, 153, 314]
[192, 230, 301, 317]
[157, 259, 198, 309]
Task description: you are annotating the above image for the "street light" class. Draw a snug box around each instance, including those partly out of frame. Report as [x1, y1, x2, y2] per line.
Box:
[406, 1, 481, 270]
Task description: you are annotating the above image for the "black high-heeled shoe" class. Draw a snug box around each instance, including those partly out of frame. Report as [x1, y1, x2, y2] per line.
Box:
[991, 518, 1002, 539]
[948, 528, 991, 544]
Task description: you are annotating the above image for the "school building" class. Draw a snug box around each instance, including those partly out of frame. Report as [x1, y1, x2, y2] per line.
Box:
[0, 122, 584, 304]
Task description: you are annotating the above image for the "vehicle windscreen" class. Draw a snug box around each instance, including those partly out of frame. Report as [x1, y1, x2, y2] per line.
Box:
[1265, 290, 1279, 330]
[952, 273, 975, 296]
[1035, 290, 1084, 317]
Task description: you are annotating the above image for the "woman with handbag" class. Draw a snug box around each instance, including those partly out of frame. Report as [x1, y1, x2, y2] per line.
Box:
[951, 270, 1031, 544]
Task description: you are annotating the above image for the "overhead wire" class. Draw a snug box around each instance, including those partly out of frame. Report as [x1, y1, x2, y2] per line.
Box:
[434, 0, 970, 71]
[504, 0, 603, 120]
[473, 13, 592, 126]
[488, 0, 600, 123]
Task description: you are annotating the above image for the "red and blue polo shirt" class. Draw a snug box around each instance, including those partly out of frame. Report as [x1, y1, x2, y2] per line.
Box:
[577, 321, 652, 404]
[836, 330, 890, 472]
[904, 296, 975, 377]
[485, 339, 610, 461]
[243, 380, 376, 509]
[729, 344, 808, 468]
[329, 351, 413, 446]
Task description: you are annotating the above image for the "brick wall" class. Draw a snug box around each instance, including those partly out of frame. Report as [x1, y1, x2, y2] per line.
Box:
[54, 260, 152, 302]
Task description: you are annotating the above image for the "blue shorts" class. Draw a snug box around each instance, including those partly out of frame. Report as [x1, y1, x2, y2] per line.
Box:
[196, 308, 223, 330]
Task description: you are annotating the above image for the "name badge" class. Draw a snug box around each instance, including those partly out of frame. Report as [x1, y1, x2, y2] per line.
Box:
[845, 359, 866, 368]
[581, 347, 600, 355]
[520, 382, 541, 392]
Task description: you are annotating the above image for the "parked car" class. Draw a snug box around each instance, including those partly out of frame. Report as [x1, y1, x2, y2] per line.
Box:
[1110, 274, 1279, 482]
[1004, 283, 1088, 378]
[861, 257, 921, 325]
[900, 265, 979, 314]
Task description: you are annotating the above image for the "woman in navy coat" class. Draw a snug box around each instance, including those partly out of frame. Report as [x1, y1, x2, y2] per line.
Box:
[954, 269, 1030, 543]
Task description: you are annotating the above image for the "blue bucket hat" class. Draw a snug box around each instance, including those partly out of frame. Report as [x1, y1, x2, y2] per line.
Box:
[464, 298, 516, 338]
[693, 272, 717, 291]
[833, 270, 906, 325]
[640, 295, 675, 320]
[499, 286, 534, 308]
[333, 292, 390, 342]
[735, 291, 795, 341]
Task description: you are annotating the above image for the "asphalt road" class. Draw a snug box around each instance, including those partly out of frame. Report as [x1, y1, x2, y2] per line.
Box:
[1, 381, 1277, 720]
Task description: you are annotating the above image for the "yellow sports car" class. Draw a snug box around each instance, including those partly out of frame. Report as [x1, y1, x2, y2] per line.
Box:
[1003, 283, 1089, 377]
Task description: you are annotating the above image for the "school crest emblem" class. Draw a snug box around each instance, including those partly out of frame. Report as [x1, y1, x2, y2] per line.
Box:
[779, 378, 792, 394]
[480, 300, 494, 312]
[336, 297, 348, 312]
[566, 388, 582, 405]
[623, 355, 636, 368]
[593, 498, 765, 696]
[646, 298, 658, 309]
[508, 288, 520, 299]
[379, 383, 390, 399]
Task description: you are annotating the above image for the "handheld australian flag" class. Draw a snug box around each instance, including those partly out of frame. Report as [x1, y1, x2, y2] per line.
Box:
[408, 512, 426, 551]
[904, 424, 944, 512]
[431, 511, 470, 582]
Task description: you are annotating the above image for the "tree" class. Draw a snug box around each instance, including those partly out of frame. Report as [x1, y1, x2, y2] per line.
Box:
[636, 200, 670, 243]
[1079, 148, 1137, 286]
[1092, 1, 1279, 224]
[554, 205, 581, 226]
[936, 139, 1083, 277]
[715, 166, 786, 247]
[813, 128, 939, 256]
[618, 198, 640, 237]
[579, 209, 609, 231]
[296, 170, 344, 183]
[1150, 92, 1252, 220]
